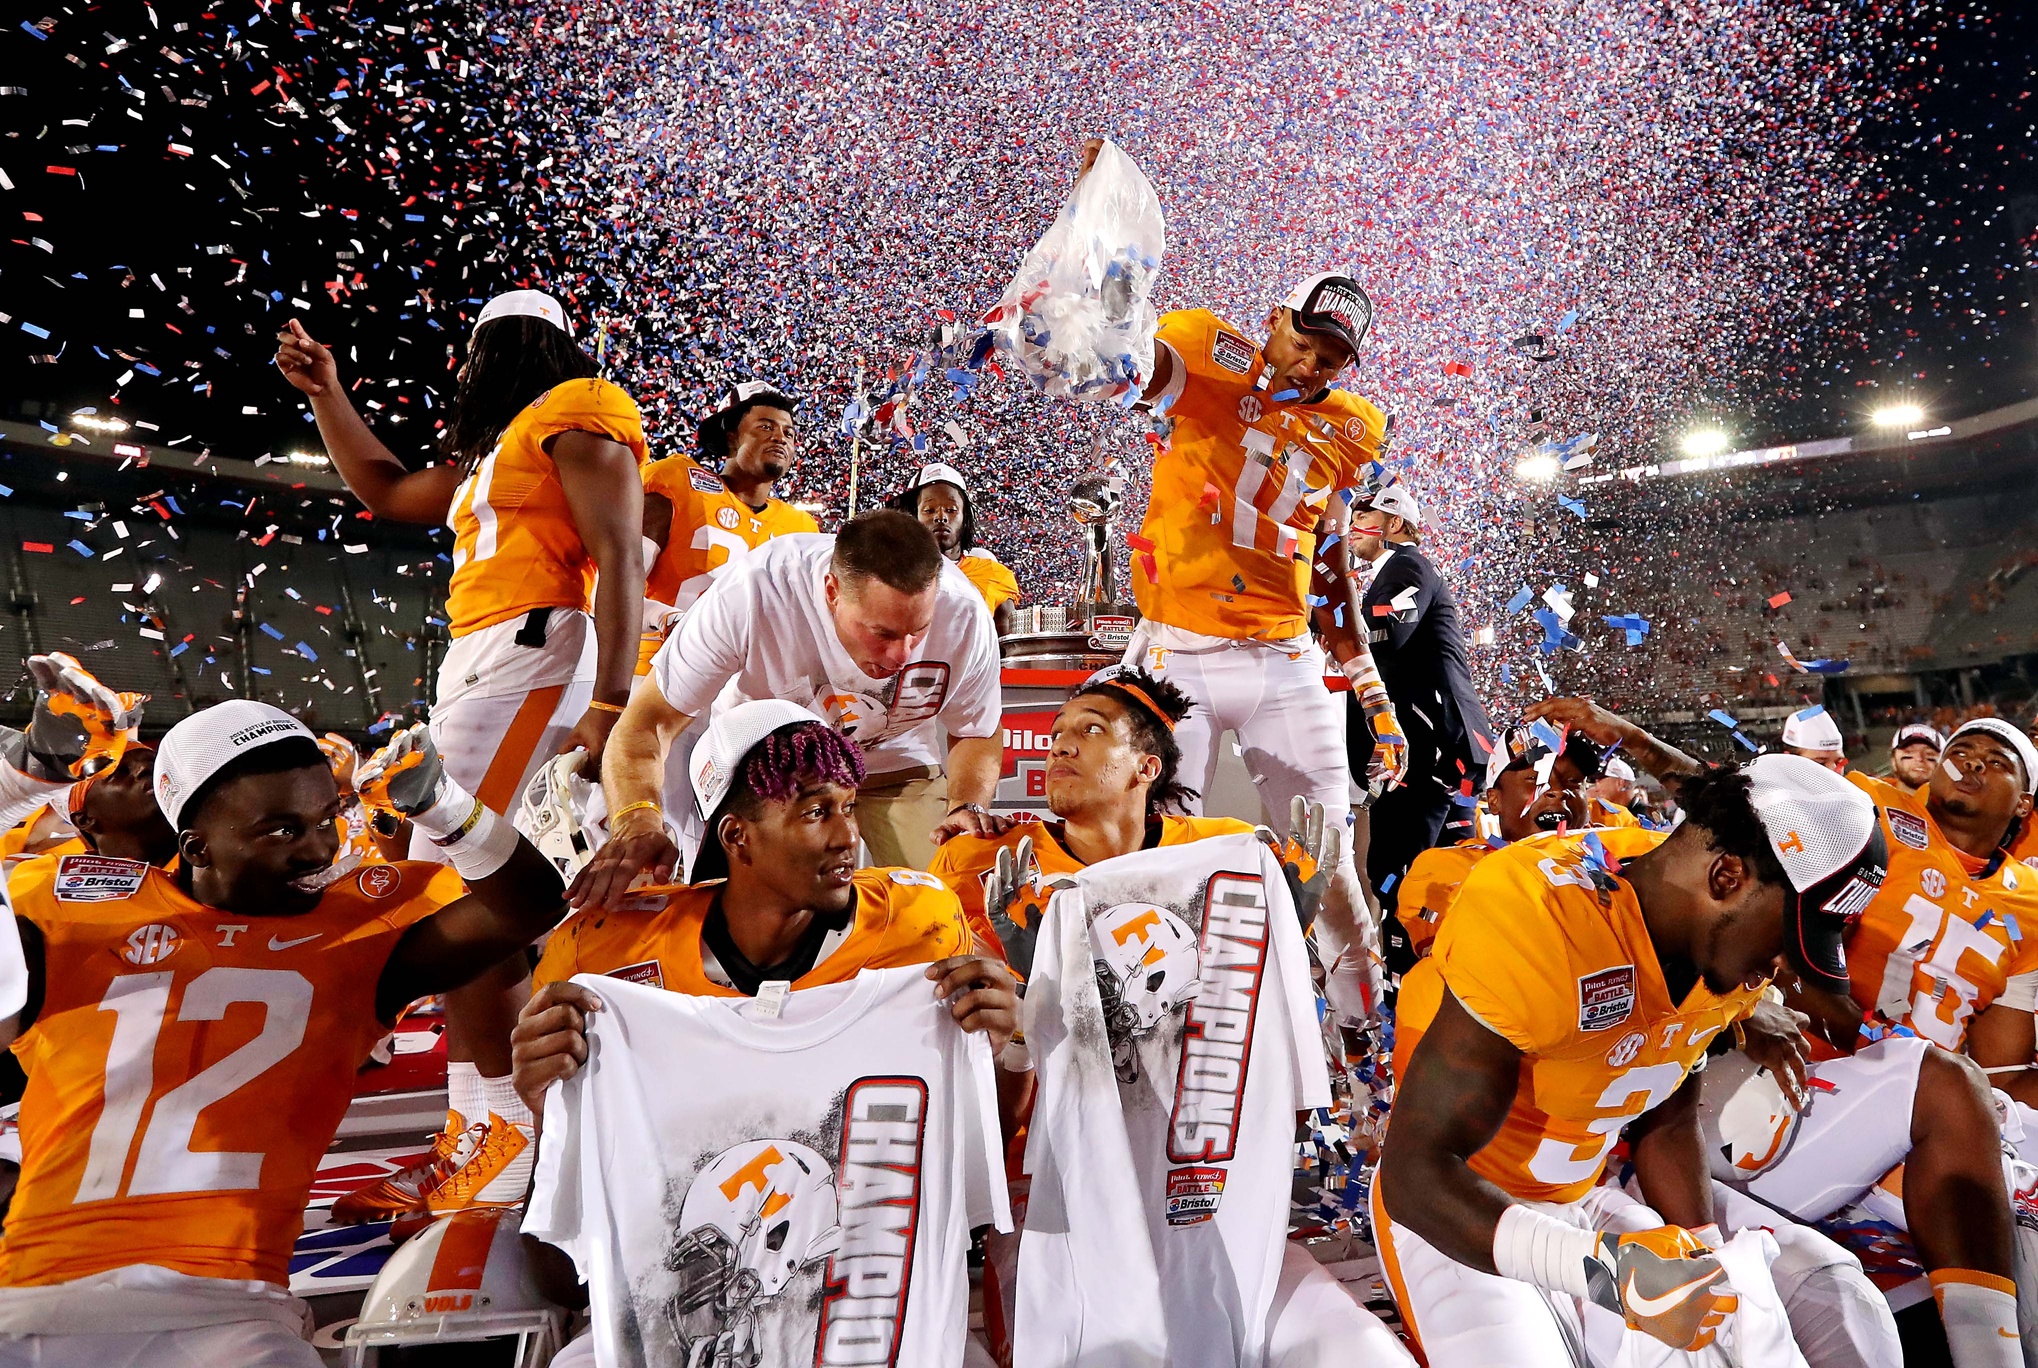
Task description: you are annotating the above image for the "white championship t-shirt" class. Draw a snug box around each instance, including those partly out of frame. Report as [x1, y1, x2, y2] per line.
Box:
[1015, 834, 1330, 1368]
[525, 966, 1010, 1368]
[648, 533, 1001, 777]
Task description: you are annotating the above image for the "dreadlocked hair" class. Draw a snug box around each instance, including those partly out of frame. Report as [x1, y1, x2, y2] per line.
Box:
[1675, 764, 1789, 888]
[441, 316, 599, 472]
[889, 481, 977, 552]
[1073, 668, 1199, 816]
[723, 723, 868, 819]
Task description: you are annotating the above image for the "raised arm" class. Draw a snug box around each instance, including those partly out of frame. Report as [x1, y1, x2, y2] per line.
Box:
[551, 430, 646, 771]
[375, 836, 567, 1020]
[1522, 696, 1705, 794]
[274, 318, 463, 524]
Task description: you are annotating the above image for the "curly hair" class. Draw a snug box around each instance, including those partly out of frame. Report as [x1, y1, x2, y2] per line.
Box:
[889, 479, 977, 553]
[723, 722, 868, 819]
[441, 316, 599, 472]
[1071, 668, 1199, 816]
[1675, 764, 1789, 888]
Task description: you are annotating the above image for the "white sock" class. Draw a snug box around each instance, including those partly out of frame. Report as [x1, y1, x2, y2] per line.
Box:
[1933, 1271, 2020, 1368]
[482, 1071, 533, 1130]
[446, 1061, 484, 1132]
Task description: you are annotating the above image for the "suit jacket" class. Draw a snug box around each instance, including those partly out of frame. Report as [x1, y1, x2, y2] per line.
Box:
[1358, 543, 1495, 786]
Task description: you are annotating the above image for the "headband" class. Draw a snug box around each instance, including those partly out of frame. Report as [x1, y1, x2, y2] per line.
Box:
[1098, 681, 1178, 734]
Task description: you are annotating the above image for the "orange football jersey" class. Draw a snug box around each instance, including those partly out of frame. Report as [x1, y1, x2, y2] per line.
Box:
[748, 496, 820, 539]
[0, 806, 81, 865]
[929, 814, 1253, 961]
[2, 856, 460, 1287]
[2010, 812, 2038, 873]
[1400, 828, 1763, 1204]
[444, 377, 650, 637]
[958, 551, 1021, 615]
[1393, 839, 1497, 958]
[1837, 773, 2038, 1053]
[1136, 309, 1387, 640]
[533, 867, 972, 996]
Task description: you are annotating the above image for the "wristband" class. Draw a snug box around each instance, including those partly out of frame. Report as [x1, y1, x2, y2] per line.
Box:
[609, 799, 661, 828]
[408, 776, 519, 881]
[1337, 653, 1393, 716]
[1492, 1203, 1598, 1299]
[586, 700, 626, 715]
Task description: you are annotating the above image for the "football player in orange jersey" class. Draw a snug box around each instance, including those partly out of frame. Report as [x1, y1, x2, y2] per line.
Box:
[508, 702, 1019, 1362]
[693, 381, 820, 539]
[1065, 139, 1407, 1033]
[1377, 758, 1902, 1367]
[891, 462, 1021, 635]
[0, 701, 572, 1367]
[0, 654, 146, 854]
[1533, 699, 2032, 1367]
[277, 289, 647, 1210]
[930, 668, 1252, 964]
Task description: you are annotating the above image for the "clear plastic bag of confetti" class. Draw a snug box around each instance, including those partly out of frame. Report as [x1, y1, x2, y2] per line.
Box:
[981, 138, 1165, 406]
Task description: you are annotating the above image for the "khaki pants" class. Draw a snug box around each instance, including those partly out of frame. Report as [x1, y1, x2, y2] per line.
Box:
[857, 770, 948, 870]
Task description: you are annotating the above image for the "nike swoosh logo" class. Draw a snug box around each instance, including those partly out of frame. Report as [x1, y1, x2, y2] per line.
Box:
[1623, 1270, 1719, 1318]
[268, 933, 321, 951]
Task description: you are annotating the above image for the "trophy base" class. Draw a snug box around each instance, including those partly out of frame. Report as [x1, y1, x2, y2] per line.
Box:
[999, 604, 1142, 672]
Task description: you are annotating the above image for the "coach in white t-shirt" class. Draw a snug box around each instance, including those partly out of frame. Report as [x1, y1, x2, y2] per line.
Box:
[579, 510, 1004, 896]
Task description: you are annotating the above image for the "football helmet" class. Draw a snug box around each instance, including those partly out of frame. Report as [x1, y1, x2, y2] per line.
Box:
[518, 751, 602, 880]
[1703, 1054, 1801, 1181]
[1091, 901, 1199, 1081]
[341, 1208, 567, 1367]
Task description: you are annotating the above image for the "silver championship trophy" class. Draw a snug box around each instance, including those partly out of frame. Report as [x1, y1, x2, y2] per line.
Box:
[998, 467, 1141, 669]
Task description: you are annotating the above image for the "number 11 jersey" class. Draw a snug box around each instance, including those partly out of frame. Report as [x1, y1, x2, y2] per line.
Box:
[1, 855, 459, 1287]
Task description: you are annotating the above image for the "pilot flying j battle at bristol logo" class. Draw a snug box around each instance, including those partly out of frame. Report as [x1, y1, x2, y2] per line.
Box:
[645, 1078, 927, 1368]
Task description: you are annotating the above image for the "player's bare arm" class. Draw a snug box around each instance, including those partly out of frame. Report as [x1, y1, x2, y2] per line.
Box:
[571, 679, 692, 909]
[1378, 987, 1526, 1268]
[931, 734, 1008, 843]
[550, 428, 647, 771]
[273, 318, 464, 523]
[1622, 1070, 1716, 1233]
[512, 979, 603, 1123]
[1523, 697, 1704, 790]
[1965, 1001, 2038, 1107]
[0, 916, 48, 1051]
[374, 836, 569, 1021]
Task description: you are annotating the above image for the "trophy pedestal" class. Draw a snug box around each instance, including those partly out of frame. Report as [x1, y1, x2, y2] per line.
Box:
[998, 604, 1141, 672]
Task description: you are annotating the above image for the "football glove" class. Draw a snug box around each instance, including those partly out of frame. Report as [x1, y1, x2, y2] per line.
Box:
[984, 835, 1068, 986]
[1364, 702, 1409, 794]
[24, 653, 145, 779]
[1253, 795, 1340, 931]
[1586, 1226, 1737, 1352]
[355, 723, 448, 819]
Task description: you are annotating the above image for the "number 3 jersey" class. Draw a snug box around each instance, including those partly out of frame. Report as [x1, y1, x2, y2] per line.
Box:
[1015, 834, 1329, 1368]
[524, 967, 1010, 1368]
[1, 855, 460, 1287]
[1398, 827, 1764, 1206]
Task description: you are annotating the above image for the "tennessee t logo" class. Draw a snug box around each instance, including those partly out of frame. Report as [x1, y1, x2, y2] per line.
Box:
[1777, 831, 1805, 856]
[720, 1146, 792, 1218]
[1111, 910, 1161, 947]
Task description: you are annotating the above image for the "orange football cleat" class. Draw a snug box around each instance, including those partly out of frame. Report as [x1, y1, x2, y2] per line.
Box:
[424, 1112, 535, 1214]
[330, 1112, 476, 1225]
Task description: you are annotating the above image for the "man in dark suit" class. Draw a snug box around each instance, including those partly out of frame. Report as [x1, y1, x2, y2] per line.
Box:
[1343, 479, 1495, 973]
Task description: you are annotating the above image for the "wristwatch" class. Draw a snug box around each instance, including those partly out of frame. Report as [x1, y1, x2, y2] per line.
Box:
[947, 802, 990, 819]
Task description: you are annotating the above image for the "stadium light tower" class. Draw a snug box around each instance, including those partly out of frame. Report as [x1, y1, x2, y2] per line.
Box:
[1679, 429, 1730, 458]
[1871, 403, 1924, 428]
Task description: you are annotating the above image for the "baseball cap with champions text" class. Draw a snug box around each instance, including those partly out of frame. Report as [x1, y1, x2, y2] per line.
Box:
[1780, 706, 1844, 753]
[154, 700, 318, 831]
[688, 699, 837, 883]
[1282, 273, 1374, 359]
[1743, 753, 1887, 995]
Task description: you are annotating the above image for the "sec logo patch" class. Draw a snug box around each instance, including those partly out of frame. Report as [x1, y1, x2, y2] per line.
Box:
[357, 864, 402, 899]
[1606, 1031, 1646, 1067]
[1236, 395, 1263, 424]
[1919, 867, 1946, 900]
[123, 923, 181, 966]
[716, 506, 740, 530]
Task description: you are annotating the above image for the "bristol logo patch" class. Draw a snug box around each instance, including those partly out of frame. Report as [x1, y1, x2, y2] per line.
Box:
[604, 959, 665, 989]
[1577, 965, 1637, 1032]
[1885, 809, 1929, 851]
[53, 855, 148, 903]
[1165, 1166, 1227, 1226]
[1209, 330, 1255, 375]
[687, 467, 726, 494]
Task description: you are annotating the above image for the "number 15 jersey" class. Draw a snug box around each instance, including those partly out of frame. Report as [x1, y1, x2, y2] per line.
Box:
[1, 855, 459, 1287]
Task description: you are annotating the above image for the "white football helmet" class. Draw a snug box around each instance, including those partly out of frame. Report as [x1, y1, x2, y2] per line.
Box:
[675, 1139, 842, 1301]
[341, 1208, 567, 1367]
[1092, 901, 1200, 1038]
[1704, 1055, 1801, 1181]
[518, 751, 601, 880]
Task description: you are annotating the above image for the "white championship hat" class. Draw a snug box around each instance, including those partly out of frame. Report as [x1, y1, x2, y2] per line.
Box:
[906, 462, 969, 494]
[1891, 722, 1944, 752]
[1602, 756, 1637, 784]
[1946, 718, 2038, 796]
[1742, 753, 1887, 994]
[1780, 706, 1844, 753]
[154, 700, 318, 830]
[688, 699, 837, 881]
[1357, 480, 1422, 530]
[472, 288, 572, 337]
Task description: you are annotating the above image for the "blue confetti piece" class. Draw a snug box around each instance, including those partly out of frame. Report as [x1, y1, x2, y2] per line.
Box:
[295, 642, 318, 662]
[1794, 704, 1828, 721]
[1707, 708, 1740, 728]
[250, 667, 272, 676]
[1731, 730, 1759, 751]
[1504, 586, 1534, 615]
[1976, 909, 1996, 930]
[2008, 914, 2023, 943]
[170, 641, 189, 657]
[258, 622, 285, 640]
[1556, 495, 1586, 518]
[20, 322, 50, 340]
[66, 540, 92, 558]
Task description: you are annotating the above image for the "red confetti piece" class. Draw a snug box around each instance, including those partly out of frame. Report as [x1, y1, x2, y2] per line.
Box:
[22, 542, 52, 553]
[1767, 592, 1791, 608]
